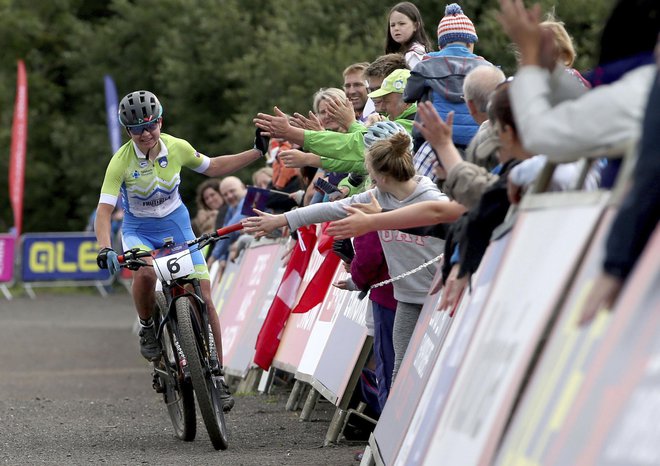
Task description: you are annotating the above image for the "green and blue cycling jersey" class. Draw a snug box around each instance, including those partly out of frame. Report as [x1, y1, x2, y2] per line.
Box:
[98, 133, 211, 279]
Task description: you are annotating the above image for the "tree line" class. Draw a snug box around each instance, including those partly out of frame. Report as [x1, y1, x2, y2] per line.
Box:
[0, 0, 611, 233]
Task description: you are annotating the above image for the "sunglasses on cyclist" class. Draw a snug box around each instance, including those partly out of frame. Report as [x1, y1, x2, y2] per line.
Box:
[127, 118, 161, 135]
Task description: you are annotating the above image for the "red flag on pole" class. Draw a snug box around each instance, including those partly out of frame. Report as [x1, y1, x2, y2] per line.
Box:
[9, 60, 28, 237]
[253, 225, 317, 370]
[291, 223, 340, 314]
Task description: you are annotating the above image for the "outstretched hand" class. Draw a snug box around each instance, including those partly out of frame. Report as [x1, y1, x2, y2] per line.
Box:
[349, 192, 382, 215]
[577, 273, 623, 326]
[290, 111, 324, 131]
[241, 209, 287, 238]
[253, 106, 291, 139]
[414, 102, 454, 150]
[279, 149, 316, 168]
[438, 264, 467, 314]
[325, 96, 356, 131]
[325, 193, 382, 239]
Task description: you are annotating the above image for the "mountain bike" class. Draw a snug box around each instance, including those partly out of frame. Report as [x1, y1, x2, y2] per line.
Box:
[118, 223, 244, 450]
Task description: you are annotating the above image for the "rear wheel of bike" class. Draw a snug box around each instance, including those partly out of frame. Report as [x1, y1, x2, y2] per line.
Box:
[175, 298, 229, 450]
[155, 291, 196, 441]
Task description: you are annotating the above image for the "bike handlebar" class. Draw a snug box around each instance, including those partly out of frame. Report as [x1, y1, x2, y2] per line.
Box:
[117, 222, 245, 265]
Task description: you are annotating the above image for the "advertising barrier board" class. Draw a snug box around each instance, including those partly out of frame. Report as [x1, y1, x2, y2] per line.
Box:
[418, 198, 606, 465]
[0, 234, 15, 283]
[21, 233, 109, 282]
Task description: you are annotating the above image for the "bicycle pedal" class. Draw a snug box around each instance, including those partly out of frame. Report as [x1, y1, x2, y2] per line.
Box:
[151, 373, 165, 393]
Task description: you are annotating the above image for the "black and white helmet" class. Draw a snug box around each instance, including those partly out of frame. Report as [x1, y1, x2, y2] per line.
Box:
[118, 90, 162, 127]
[363, 121, 412, 152]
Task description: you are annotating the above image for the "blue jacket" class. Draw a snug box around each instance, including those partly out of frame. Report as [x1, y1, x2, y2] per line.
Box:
[211, 197, 246, 261]
[404, 44, 491, 147]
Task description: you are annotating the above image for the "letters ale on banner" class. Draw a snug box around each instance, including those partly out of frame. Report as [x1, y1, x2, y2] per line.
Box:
[22, 233, 109, 282]
[0, 235, 15, 283]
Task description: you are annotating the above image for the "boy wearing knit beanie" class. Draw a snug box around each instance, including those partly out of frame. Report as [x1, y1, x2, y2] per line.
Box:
[404, 3, 493, 153]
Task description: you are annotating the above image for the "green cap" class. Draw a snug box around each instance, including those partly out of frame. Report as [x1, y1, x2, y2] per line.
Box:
[368, 69, 411, 98]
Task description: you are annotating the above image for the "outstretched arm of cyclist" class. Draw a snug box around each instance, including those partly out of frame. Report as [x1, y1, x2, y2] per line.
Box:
[204, 148, 263, 178]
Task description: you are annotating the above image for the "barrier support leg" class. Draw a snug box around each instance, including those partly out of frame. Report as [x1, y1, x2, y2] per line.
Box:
[0, 284, 12, 300]
[23, 284, 36, 300]
[324, 407, 348, 446]
[295, 383, 310, 411]
[286, 380, 304, 411]
[236, 367, 262, 394]
[258, 366, 274, 394]
[360, 445, 375, 466]
[299, 387, 320, 421]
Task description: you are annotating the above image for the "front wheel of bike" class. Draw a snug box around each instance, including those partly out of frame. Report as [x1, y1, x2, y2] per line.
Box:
[175, 298, 229, 450]
[154, 291, 196, 441]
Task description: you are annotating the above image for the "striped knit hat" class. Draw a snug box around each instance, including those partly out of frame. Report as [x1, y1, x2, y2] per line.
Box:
[437, 3, 478, 48]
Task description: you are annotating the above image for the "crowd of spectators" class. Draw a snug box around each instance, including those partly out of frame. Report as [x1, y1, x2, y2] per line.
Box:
[185, 0, 659, 432]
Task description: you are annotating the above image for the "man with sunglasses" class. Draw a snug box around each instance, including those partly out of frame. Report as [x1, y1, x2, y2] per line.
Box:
[94, 90, 266, 412]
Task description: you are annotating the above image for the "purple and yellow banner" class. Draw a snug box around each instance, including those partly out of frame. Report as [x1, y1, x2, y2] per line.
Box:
[21, 232, 109, 282]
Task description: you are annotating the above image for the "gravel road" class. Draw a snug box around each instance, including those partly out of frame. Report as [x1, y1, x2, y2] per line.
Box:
[0, 291, 361, 465]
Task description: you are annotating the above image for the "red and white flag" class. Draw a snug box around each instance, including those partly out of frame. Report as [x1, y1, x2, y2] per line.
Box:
[253, 225, 317, 370]
[291, 223, 340, 314]
[9, 60, 28, 237]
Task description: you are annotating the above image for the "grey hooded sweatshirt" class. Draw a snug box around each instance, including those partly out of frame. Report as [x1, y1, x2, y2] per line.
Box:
[285, 175, 447, 304]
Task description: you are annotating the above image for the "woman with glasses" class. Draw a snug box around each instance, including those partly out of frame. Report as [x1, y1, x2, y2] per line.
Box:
[94, 89, 263, 412]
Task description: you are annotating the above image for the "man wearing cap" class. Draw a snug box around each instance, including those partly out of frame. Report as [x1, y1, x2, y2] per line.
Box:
[404, 3, 493, 152]
[254, 68, 416, 176]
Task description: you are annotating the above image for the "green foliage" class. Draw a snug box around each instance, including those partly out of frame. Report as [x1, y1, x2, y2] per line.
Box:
[0, 0, 612, 232]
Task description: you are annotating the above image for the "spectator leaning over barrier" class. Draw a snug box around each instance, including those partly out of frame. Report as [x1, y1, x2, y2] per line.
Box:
[243, 128, 449, 385]
[208, 176, 248, 273]
[497, 0, 658, 173]
[326, 82, 528, 312]
[579, 58, 660, 325]
[384, 2, 433, 69]
[253, 56, 411, 178]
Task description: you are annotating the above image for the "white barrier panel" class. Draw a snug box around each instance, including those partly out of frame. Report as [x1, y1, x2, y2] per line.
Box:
[368, 232, 509, 465]
[213, 260, 240, 318]
[368, 268, 452, 464]
[307, 267, 370, 404]
[217, 242, 285, 378]
[417, 197, 606, 465]
[296, 266, 363, 383]
[272, 238, 327, 374]
[496, 220, 660, 465]
[393, 233, 512, 466]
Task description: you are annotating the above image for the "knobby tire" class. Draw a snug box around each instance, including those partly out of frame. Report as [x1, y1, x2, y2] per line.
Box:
[175, 298, 228, 451]
[154, 291, 196, 441]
